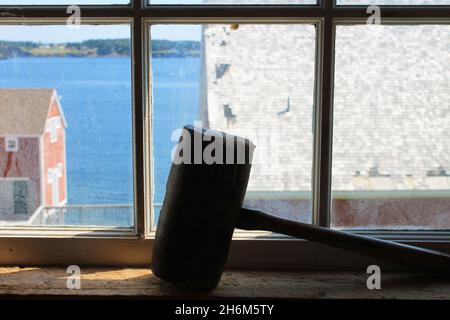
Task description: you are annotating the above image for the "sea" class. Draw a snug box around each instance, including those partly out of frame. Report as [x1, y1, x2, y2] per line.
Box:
[0, 56, 201, 226]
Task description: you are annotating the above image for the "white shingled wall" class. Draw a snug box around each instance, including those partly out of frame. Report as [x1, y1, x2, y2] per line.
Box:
[333, 25, 450, 191]
[201, 24, 316, 192]
[202, 23, 450, 193]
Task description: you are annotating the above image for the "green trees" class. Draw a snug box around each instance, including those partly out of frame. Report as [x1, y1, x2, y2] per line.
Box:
[0, 39, 200, 59]
[152, 40, 201, 57]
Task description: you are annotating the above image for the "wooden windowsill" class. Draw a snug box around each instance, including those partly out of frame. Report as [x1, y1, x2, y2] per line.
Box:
[0, 267, 449, 299]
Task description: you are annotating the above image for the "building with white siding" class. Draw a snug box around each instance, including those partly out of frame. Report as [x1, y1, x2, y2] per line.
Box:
[200, 21, 450, 229]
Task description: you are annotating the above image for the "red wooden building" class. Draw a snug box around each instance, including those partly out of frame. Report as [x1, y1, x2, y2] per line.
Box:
[0, 89, 67, 223]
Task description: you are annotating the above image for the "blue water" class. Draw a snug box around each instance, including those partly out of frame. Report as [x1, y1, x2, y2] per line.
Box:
[152, 57, 201, 204]
[0, 57, 201, 223]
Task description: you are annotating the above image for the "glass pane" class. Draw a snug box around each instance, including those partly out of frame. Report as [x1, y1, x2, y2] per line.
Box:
[332, 24, 450, 230]
[150, 0, 316, 5]
[0, 24, 134, 227]
[0, 0, 129, 4]
[337, 0, 450, 5]
[151, 24, 316, 228]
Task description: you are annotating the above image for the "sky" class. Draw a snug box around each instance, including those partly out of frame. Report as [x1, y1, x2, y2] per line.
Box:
[0, 25, 201, 42]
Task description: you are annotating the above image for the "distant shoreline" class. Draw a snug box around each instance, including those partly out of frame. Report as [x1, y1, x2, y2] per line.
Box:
[0, 55, 200, 61]
[0, 39, 201, 60]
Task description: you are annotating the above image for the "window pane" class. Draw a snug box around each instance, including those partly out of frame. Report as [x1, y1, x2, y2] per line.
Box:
[337, 0, 450, 5]
[0, 24, 134, 227]
[332, 25, 450, 230]
[150, 0, 315, 5]
[151, 24, 316, 228]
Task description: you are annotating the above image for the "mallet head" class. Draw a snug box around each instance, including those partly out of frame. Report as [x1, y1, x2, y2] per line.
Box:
[152, 125, 255, 290]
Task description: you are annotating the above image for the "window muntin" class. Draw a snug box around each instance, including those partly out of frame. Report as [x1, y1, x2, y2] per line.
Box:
[332, 24, 450, 231]
[47, 117, 61, 143]
[13, 180, 29, 215]
[0, 0, 130, 4]
[150, 24, 316, 228]
[149, 0, 316, 5]
[5, 137, 19, 152]
[0, 24, 134, 228]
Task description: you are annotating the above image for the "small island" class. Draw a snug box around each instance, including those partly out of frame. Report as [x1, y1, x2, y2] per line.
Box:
[0, 39, 201, 59]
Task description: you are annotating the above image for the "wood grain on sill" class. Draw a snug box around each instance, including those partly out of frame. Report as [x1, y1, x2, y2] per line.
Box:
[0, 267, 449, 299]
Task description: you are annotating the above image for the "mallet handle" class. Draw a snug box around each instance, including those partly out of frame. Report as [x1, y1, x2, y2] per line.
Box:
[237, 207, 450, 275]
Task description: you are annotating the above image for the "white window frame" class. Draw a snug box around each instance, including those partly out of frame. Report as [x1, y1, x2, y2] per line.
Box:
[0, 1, 448, 268]
[47, 117, 61, 143]
[47, 164, 63, 206]
[5, 137, 19, 152]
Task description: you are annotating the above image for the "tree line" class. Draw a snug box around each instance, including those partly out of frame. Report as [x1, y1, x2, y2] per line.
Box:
[0, 39, 201, 59]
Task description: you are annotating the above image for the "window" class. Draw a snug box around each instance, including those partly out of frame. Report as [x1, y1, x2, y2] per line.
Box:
[0, 1, 449, 267]
[151, 24, 316, 226]
[150, 0, 316, 4]
[0, 24, 134, 228]
[0, 1, 130, 4]
[47, 117, 61, 143]
[0, 178, 31, 219]
[48, 165, 62, 205]
[5, 137, 18, 152]
[13, 180, 28, 215]
[332, 24, 450, 231]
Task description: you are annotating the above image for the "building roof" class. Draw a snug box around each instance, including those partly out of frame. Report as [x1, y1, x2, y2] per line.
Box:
[0, 88, 66, 136]
[201, 24, 450, 193]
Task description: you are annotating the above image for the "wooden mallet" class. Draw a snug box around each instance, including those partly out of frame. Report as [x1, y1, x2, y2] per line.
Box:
[152, 125, 450, 290]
